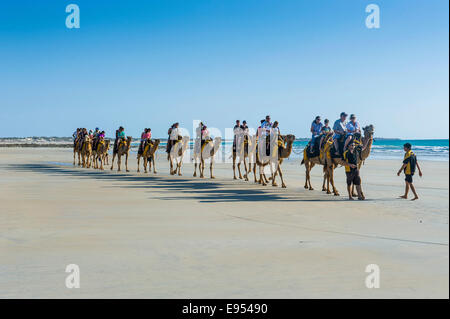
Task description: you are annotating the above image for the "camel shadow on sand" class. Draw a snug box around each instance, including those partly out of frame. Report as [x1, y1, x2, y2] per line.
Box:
[6, 163, 346, 203]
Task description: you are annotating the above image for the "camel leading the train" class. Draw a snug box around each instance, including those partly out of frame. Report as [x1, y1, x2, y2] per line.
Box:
[80, 135, 93, 168]
[110, 136, 132, 172]
[253, 134, 296, 188]
[324, 125, 374, 196]
[168, 136, 189, 176]
[232, 134, 257, 181]
[193, 137, 222, 178]
[137, 139, 160, 173]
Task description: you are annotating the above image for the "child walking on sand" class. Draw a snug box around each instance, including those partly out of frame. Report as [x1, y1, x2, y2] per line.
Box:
[397, 143, 423, 200]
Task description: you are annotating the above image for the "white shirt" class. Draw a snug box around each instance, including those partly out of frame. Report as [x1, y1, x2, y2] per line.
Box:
[170, 127, 180, 141]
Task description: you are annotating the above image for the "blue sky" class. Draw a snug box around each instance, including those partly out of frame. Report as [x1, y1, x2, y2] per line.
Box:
[1, 0, 448, 139]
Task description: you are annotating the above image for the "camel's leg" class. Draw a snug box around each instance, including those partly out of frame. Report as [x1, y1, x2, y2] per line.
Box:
[169, 158, 175, 175]
[325, 170, 331, 194]
[137, 155, 141, 172]
[253, 164, 258, 183]
[73, 150, 76, 165]
[329, 165, 339, 196]
[177, 158, 183, 176]
[259, 165, 266, 186]
[200, 159, 204, 178]
[100, 155, 104, 170]
[232, 154, 237, 179]
[144, 157, 149, 173]
[210, 160, 215, 179]
[277, 165, 286, 188]
[152, 156, 157, 174]
[322, 173, 327, 192]
[125, 152, 129, 172]
[304, 161, 310, 189]
[117, 155, 121, 172]
[237, 161, 243, 179]
[193, 158, 197, 177]
[356, 185, 365, 200]
[243, 158, 249, 181]
[271, 163, 278, 187]
[110, 153, 116, 170]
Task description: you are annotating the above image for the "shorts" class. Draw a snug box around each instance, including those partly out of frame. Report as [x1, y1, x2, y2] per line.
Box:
[346, 170, 361, 186]
[405, 174, 413, 183]
[333, 133, 342, 140]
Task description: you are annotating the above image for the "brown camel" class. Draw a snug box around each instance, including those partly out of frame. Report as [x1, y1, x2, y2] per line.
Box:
[110, 136, 132, 172]
[168, 136, 189, 176]
[92, 139, 110, 170]
[73, 139, 81, 166]
[193, 137, 222, 178]
[300, 132, 334, 193]
[137, 139, 160, 173]
[324, 125, 375, 196]
[253, 134, 296, 188]
[232, 134, 257, 181]
[80, 135, 93, 168]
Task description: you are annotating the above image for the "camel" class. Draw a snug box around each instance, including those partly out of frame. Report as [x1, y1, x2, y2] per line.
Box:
[137, 139, 160, 173]
[73, 139, 81, 166]
[110, 136, 132, 172]
[323, 125, 375, 196]
[232, 134, 257, 181]
[92, 139, 110, 170]
[80, 135, 93, 168]
[300, 132, 334, 193]
[168, 136, 189, 176]
[193, 137, 222, 178]
[253, 134, 296, 188]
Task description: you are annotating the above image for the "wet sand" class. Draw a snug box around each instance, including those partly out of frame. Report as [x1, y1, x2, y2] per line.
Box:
[0, 148, 448, 298]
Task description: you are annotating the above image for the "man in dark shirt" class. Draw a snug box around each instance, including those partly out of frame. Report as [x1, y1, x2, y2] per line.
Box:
[397, 143, 423, 200]
[343, 142, 364, 200]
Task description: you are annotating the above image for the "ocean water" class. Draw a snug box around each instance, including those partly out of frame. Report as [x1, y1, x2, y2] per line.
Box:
[1, 137, 448, 162]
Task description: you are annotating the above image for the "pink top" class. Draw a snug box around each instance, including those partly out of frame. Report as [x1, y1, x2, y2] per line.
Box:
[141, 132, 152, 140]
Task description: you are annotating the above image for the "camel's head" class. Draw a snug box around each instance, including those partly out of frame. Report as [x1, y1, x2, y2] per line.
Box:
[284, 134, 296, 143]
[363, 125, 375, 137]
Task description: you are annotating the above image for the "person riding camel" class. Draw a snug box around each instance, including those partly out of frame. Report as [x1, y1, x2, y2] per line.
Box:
[332, 112, 348, 156]
[310, 116, 323, 153]
[92, 127, 100, 149]
[114, 126, 126, 154]
[233, 120, 241, 153]
[78, 128, 88, 151]
[138, 128, 152, 155]
[73, 128, 80, 147]
[201, 124, 210, 150]
[260, 115, 273, 156]
[256, 119, 265, 138]
[167, 123, 180, 154]
[343, 114, 361, 152]
[319, 119, 333, 150]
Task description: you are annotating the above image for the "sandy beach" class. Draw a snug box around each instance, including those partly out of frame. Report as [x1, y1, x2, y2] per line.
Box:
[1, 148, 448, 298]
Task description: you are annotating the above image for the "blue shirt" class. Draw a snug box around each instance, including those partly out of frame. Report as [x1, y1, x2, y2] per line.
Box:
[311, 121, 323, 136]
[333, 119, 347, 135]
[346, 121, 360, 134]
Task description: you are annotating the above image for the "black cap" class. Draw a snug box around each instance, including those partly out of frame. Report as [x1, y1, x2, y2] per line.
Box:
[340, 112, 348, 117]
[350, 114, 356, 119]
